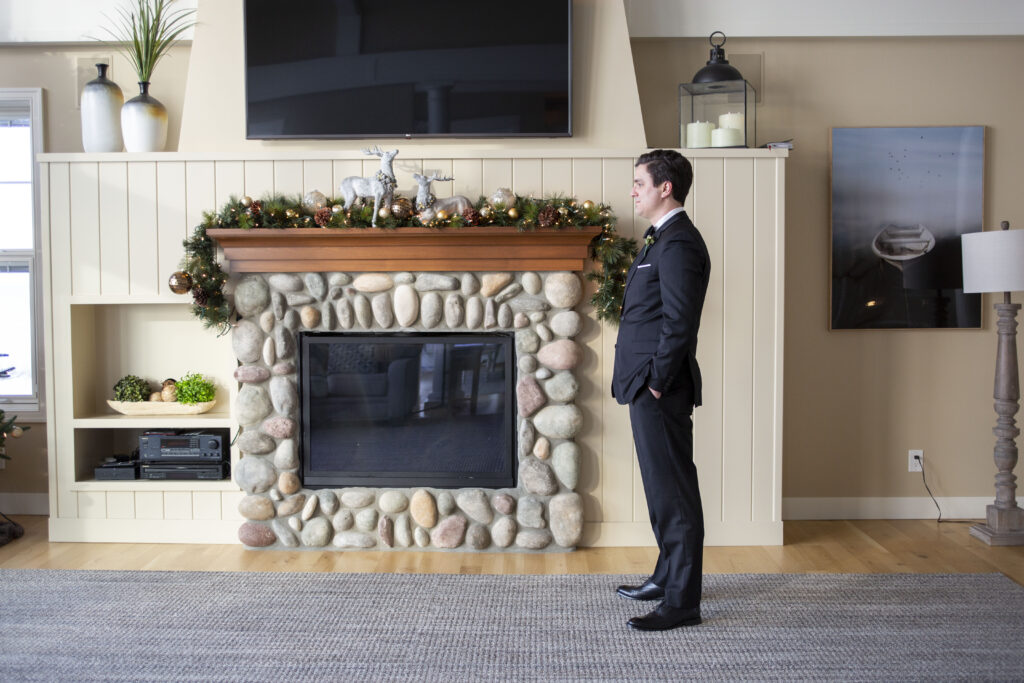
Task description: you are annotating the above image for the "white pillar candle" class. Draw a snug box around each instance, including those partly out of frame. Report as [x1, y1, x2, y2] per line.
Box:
[686, 121, 715, 148]
[711, 127, 743, 148]
[718, 112, 745, 131]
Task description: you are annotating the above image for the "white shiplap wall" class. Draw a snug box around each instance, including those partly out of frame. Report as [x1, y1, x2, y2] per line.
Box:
[39, 149, 786, 546]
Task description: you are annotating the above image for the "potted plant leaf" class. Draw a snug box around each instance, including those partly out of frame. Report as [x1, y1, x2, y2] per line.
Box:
[107, 373, 217, 415]
[94, 0, 196, 152]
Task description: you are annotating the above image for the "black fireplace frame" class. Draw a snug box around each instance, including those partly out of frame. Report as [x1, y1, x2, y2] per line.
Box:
[297, 331, 517, 489]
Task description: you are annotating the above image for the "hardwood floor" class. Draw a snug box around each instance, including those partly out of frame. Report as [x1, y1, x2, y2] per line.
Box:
[2, 516, 1023, 585]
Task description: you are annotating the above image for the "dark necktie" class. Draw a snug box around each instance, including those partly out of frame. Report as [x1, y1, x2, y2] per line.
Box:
[643, 226, 656, 240]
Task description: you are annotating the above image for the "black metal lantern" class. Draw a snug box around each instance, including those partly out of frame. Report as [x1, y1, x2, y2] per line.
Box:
[679, 31, 756, 149]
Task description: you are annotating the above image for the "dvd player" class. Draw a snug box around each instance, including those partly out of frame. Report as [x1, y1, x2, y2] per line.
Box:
[140, 462, 229, 480]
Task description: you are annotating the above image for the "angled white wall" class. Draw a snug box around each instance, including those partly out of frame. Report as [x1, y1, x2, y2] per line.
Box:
[624, 0, 1024, 37]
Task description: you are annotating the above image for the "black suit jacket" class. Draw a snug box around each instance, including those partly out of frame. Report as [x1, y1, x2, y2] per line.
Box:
[611, 210, 710, 406]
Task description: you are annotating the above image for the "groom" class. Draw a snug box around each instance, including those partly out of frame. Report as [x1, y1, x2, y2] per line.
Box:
[611, 149, 710, 631]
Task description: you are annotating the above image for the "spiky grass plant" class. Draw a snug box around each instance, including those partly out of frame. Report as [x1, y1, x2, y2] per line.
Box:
[96, 0, 196, 84]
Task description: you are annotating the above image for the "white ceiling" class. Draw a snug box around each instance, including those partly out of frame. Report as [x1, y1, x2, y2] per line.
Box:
[1, 0, 1021, 44]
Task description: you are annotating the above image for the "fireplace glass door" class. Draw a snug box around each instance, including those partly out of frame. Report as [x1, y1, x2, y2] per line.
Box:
[299, 332, 516, 488]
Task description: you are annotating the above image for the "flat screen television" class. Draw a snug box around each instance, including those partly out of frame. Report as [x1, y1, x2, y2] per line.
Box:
[244, 0, 572, 139]
[298, 332, 516, 489]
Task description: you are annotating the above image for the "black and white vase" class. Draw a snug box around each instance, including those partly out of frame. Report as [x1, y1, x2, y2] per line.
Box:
[80, 63, 123, 153]
[121, 82, 168, 152]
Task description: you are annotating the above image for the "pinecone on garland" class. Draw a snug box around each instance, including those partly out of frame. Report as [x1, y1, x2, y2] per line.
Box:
[538, 204, 559, 228]
[314, 206, 332, 227]
[191, 285, 209, 307]
[462, 206, 481, 225]
[246, 200, 263, 226]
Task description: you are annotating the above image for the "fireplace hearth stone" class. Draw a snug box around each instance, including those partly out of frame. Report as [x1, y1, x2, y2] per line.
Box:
[231, 270, 587, 552]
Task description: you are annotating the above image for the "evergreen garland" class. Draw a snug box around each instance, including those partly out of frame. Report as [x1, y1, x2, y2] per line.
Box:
[181, 223, 231, 334]
[179, 194, 637, 331]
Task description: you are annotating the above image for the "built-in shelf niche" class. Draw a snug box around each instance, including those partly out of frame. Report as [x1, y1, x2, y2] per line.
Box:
[69, 303, 235, 421]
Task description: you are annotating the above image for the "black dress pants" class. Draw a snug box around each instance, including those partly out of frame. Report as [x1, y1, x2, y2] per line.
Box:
[628, 386, 704, 609]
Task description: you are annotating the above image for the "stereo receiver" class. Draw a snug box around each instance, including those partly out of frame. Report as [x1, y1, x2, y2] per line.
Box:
[139, 430, 228, 462]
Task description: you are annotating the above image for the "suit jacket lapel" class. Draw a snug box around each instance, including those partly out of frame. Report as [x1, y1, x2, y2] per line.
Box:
[625, 225, 655, 292]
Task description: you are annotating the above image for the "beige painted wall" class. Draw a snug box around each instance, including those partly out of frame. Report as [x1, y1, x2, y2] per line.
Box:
[633, 36, 1024, 499]
[0, 427, 47, 494]
[0, 45, 190, 153]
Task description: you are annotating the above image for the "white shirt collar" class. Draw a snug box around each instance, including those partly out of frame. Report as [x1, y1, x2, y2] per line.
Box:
[653, 206, 685, 231]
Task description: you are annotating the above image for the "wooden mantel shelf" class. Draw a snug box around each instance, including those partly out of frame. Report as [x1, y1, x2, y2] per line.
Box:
[207, 226, 603, 273]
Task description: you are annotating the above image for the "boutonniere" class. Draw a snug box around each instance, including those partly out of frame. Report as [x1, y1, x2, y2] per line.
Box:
[643, 233, 656, 257]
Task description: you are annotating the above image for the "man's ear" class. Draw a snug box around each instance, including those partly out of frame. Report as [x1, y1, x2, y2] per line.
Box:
[661, 182, 674, 199]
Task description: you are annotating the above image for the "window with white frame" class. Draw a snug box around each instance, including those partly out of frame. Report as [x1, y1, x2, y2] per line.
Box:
[0, 90, 44, 415]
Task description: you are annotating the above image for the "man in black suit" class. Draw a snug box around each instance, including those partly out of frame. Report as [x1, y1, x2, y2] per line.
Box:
[611, 149, 710, 631]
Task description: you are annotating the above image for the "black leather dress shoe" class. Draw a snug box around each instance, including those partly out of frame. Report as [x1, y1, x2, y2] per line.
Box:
[616, 578, 665, 601]
[627, 602, 702, 631]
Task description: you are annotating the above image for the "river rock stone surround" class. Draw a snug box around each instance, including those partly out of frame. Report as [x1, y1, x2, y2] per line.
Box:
[231, 270, 586, 551]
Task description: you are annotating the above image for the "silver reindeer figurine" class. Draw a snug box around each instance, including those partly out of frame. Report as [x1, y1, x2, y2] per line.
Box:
[339, 146, 399, 227]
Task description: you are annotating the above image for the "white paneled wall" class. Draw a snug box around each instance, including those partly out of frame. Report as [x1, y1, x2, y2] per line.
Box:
[39, 149, 786, 546]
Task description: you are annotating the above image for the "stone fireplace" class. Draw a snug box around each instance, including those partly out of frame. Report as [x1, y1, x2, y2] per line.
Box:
[224, 228, 596, 551]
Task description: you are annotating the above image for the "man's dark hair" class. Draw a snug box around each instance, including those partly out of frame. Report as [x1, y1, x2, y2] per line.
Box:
[636, 149, 693, 204]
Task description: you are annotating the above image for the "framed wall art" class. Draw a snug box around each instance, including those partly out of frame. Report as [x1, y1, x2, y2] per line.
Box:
[830, 126, 984, 329]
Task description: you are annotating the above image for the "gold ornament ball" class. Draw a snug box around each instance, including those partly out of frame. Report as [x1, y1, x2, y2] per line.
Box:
[436, 209, 450, 221]
[582, 200, 595, 211]
[241, 195, 253, 207]
[507, 207, 520, 220]
[558, 206, 569, 217]
[285, 208, 298, 219]
[378, 206, 392, 219]
[480, 205, 493, 218]
[332, 204, 343, 214]
[168, 270, 193, 295]
[10, 426, 23, 438]
[390, 196, 413, 220]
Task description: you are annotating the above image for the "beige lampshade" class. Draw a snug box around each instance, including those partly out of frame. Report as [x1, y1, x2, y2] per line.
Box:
[961, 229, 1024, 294]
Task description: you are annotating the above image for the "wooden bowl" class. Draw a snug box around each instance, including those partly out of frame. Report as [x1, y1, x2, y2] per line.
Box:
[106, 399, 217, 416]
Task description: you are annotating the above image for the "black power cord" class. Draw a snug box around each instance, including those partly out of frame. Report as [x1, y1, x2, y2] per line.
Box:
[915, 455, 974, 524]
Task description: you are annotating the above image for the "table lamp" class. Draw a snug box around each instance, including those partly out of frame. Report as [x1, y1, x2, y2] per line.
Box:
[961, 221, 1024, 545]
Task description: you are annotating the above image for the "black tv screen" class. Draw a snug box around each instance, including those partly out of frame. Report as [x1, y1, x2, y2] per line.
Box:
[299, 332, 516, 488]
[244, 0, 572, 139]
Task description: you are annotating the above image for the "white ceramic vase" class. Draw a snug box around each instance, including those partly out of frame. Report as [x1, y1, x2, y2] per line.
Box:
[121, 82, 168, 153]
[80, 64, 123, 153]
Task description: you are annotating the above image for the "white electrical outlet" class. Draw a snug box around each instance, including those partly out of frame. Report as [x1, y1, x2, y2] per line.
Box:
[908, 449, 923, 472]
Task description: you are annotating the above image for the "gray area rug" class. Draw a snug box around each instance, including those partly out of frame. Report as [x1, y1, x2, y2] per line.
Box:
[1, 570, 1023, 682]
